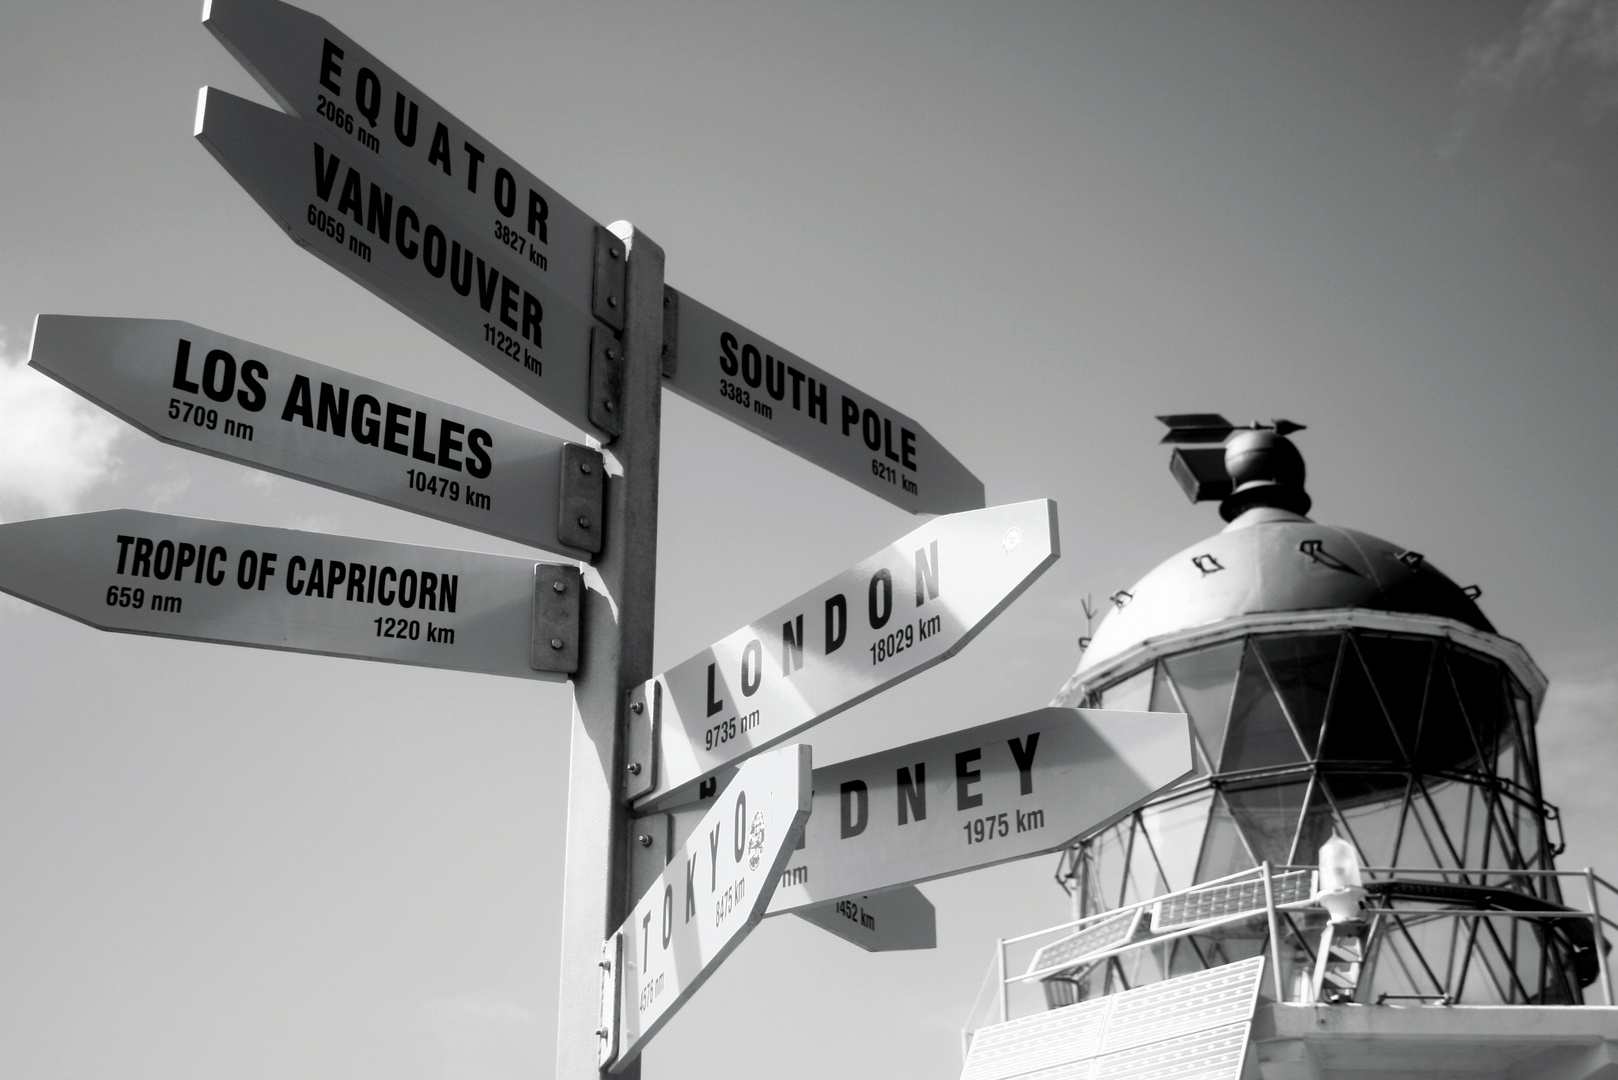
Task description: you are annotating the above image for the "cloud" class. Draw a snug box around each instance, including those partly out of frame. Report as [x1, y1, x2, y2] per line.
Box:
[1534, 652, 1618, 870]
[1444, 0, 1618, 153]
[0, 324, 123, 521]
[421, 994, 545, 1080]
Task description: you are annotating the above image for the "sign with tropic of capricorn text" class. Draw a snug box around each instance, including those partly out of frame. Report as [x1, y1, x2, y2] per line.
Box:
[30, 315, 596, 558]
[0, 509, 574, 680]
[195, 85, 611, 440]
[765, 708, 1194, 912]
[632, 501, 1058, 810]
[602, 745, 811, 1071]
[665, 290, 985, 515]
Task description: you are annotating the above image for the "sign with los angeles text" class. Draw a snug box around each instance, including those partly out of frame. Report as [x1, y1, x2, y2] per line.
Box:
[0, 509, 575, 680]
[30, 315, 596, 558]
[633, 501, 1058, 810]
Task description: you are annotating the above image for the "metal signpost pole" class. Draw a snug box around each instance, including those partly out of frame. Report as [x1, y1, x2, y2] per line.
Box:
[554, 224, 664, 1080]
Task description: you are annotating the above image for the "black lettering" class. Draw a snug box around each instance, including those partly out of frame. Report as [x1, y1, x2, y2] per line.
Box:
[345, 563, 366, 602]
[824, 593, 847, 653]
[915, 540, 939, 605]
[439, 574, 457, 613]
[152, 540, 175, 580]
[840, 780, 869, 839]
[132, 537, 153, 578]
[392, 92, 418, 146]
[323, 559, 344, 597]
[719, 332, 739, 376]
[354, 67, 381, 126]
[307, 558, 325, 598]
[316, 383, 349, 436]
[706, 662, 724, 717]
[410, 411, 436, 463]
[494, 168, 516, 216]
[449, 241, 473, 296]
[499, 278, 520, 330]
[383, 403, 411, 454]
[237, 359, 268, 412]
[787, 365, 805, 410]
[733, 791, 748, 862]
[741, 343, 762, 388]
[475, 259, 500, 311]
[685, 854, 698, 922]
[201, 349, 235, 403]
[236, 549, 257, 589]
[115, 534, 134, 575]
[399, 569, 418, 608]
[281, 374, 314, 426]
[286, 555, 306, 595]
[313, 144, 341, 202]
[336, 168, 364, 224]
[526, 189, 548, 243]
[868, 568, 893, 629]
[782, 614, 804, 674]
[862, 408, 881, 451]
[205, 546, 227, 586]
[352, 394, 381, 445]
[462, 142, 485, 191]
[882, 418, 900, 463]
[171, 339, 199, 393]
[175, 543, 197, 582]
[395, 204, 419, 258]
[522, 292, 542, 346]
[465, 430, 492, 479]
[901, 427, 917, 471]
[419, 571, 438, 611]
[377, 566, 397, 605]
[318, 39, 344, 94]
[427, 122, 452, 174]
[765, 355, 785, 400]
[365, 184, 393, 241]
[956, 748, 983, 810]
[808, 378, 827, 424]
[257, 551, 277, 591]
[897, 764, 926, 825]
[740, 639, 762, 697]
[1008, 733, 1040, 796]
[436, 419, 465, 471]
[422, 225, 446, 277]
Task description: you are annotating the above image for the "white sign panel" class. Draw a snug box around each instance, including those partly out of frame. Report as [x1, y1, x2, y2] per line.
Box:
[195, 86, 608, 440]
[790, 886, 936, 953]
[0, 509, 565, 680]
[605, 745, 811, 1071]
[30, 315, 594, 558]
[635, 500, 1058, 809]
[765, 708, 1194, 912]
[666, 291, 984, 515]
[202, 0, 600, 323]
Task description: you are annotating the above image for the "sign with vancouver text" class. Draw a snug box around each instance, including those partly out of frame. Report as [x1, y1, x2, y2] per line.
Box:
[665, 290, 985, 515]
[765, 708, 1194, 913]
[603, 745, 811, 1071]
[632, 501, 1058, 810]
[195, 86, 610, 440]
[30, 315, 597, 558]
[0, 509, 571, 680]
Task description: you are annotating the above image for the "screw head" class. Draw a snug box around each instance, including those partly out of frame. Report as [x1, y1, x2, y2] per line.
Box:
[580, 461, 592, 475]
[607, 295, 618, 308]
[627, 761, 642, 775]
[631, 701, 644, 714]
[610, 246, 621, 260]
[578, 515, 591, 529]
[550, 638, 564, 650]
[599, 959, 612, 970]
[638, 834, 652, 847]
[552, 580, 565, 593]
[603, 399, 615, 412]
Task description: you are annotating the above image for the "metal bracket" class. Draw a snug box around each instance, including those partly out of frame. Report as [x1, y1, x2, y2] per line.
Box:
[596, 931, 622, 1069]
[660, 285, 678, 377]
[628, 810, 674, 900]
[530, 563, 583, 675]
[591, 224, 627, 332]
[588, 325, 623, 439]
[622, 679, 659, 803]
[557, 443, 605, 555]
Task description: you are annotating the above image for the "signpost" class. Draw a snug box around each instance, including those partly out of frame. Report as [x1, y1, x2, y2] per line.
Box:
[601, 744, 812, 1072]
[791, 886, 937, 953]
[765, 708, 1194, 912]
[0, 508, 581, 680]
[30, 315, 604, 559]
[664, 290, 985, 514]
[626, 500, 1059, 809]
[195, 86, 616, 441]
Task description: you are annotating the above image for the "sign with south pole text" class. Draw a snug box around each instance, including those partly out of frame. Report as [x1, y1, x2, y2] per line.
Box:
[0, 509, 575, 680]
[195, 86, 610, 440]
[632, 501, 1058, 810]
[603, 745, 811, 1071]
[30, 315, 596, 559]
[665, 291, 985, 514]
[766, 708, 1194, 913]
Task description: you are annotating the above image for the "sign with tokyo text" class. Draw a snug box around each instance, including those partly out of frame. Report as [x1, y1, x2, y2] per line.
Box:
[633, 501, 1058, 810]
[666, 290, 984, 514]
[0, 509, 568, 680]
[603, 745, 811, 1071]
[30, 315, 595, 559]
[195, 86, 610, 440]
[765, 708, 1194, 912]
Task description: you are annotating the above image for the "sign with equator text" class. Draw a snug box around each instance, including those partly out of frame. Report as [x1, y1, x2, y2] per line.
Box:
[629, 501, 1058, 810]
[0, 509, 580, 680]
[195, 85, 612, 440]
[30, 315, 601, 559]
[665, 290, 985, 515]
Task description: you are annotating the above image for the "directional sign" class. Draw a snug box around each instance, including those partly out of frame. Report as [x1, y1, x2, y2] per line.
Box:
[630, 500, 1058, 809]
[195, 86, 612, 440]
[202, 0, 604, 329]
[764, 708, 1194, 912]
[0, 509, 580, 680]
[29, 315, 601, 559]
[602, 745, 811, 1072]
[790, 886, 937, 953]
[665, 290, 985, 514]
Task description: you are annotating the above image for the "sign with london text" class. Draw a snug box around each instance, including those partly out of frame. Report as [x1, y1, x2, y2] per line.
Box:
[195, 86, 610, 440]
[603, 745, 811, 1071]
[665, 291, 985, 515]
[0, 509, 573, 680]
[632, 501, 1058, 810]
[765, 708, 1194, 913]
[29, 315, 596, 559]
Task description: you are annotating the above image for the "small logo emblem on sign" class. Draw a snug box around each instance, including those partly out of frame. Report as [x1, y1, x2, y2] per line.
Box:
[1002, 526, 1023, 554]
[747, 811, 767, 871]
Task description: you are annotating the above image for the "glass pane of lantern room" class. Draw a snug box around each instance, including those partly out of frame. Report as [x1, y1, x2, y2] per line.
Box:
[1100, 665, 1154, 712]
[1320, 641, 1408, 766]
[1356, 633, 1434, 758]
[1138, 791, 1215, 894]
[1254, 633, 1340, 756]
[1195, 791, 1258, 882]
[1163, 640, 1244, 771]
[1225, 780, 1310, 866]
[1322, 775, 1407, 870]
[1221, 642, 1309, 772]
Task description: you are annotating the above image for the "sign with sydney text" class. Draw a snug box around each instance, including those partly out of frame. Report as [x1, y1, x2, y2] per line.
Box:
[30, 315, 595, 558]
[0, 509, 570, 680]
[195, 86, 609, 439]
[604, 745, 811, 1071]
[766, 708, 1194, 912]
[633, 501, 1058, 810]
[666, 291, 984, 514]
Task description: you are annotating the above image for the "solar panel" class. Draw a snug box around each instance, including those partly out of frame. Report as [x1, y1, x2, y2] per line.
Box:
[960, 999, 1108, 1080]
[1091, 1022, 1250, 1080]
[1098, 957, 1263, 1055]
[1027, 909, 1143, 976]
[1150, 871, 1313, 932]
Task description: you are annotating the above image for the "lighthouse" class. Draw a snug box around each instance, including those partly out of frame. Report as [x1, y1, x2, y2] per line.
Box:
[961, 417, 1618, 1080]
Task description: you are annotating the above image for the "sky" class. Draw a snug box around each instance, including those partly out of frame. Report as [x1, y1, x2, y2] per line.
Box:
[1, 1, 1616, 1077]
